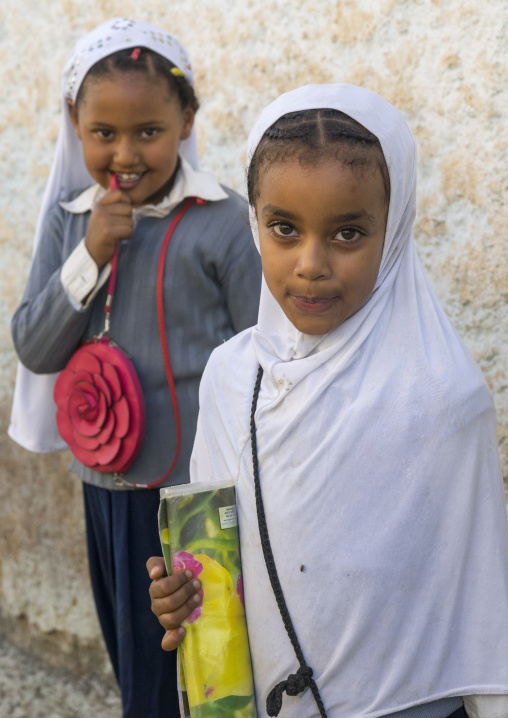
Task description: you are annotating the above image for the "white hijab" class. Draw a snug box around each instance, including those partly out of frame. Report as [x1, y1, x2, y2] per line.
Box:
[9, 18, 198, 452]
[192, 85, 508, 716]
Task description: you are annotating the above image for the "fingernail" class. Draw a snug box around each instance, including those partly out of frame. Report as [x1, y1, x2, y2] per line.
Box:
[149, 568, 157, 579]
[177, 627, 186, 637]
[185, 570, 193, 579]
[192, 580, 201, 589]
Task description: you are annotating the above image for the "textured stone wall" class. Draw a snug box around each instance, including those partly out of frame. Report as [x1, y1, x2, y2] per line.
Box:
[1, 0, 507, 669]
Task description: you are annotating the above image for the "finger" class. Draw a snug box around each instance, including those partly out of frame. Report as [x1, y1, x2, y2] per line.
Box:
[161, 627, 186, 652]
[147, 556, 167, 580]
[154, 591, 203, 631]
[98, 223, 133, 243]
[101, 189, 132, 206]
[150, 570, 199, 601]
[98, 198, 134, 215]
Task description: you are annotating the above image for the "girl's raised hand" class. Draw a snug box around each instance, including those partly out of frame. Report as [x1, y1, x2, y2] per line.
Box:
[146, 556, 203, 651]
[85, 175, 134, 269]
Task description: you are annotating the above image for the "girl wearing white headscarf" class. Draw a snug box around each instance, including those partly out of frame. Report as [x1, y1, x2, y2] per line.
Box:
[149, 84, 508, 718]
[10, 18, 261, 717]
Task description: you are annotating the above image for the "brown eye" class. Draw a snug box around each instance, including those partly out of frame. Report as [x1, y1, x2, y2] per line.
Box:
[272, 223, 297, 238]
[338, 228, 360, 242]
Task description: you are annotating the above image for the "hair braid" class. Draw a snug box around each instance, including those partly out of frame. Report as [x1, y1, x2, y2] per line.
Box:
[247, 108, 390, 205]
[76, 47, 199, 113]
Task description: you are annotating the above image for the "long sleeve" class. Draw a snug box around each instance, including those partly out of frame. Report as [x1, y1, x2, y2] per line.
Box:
[61, 238, 111, 309]
[11, 204, 93, 374]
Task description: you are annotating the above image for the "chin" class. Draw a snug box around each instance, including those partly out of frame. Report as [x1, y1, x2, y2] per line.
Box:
[286, 314, 342, 336]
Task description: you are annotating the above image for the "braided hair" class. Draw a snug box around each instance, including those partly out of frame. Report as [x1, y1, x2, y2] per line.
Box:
[75, 47, 199, 114]
[247, 108, 390, 206]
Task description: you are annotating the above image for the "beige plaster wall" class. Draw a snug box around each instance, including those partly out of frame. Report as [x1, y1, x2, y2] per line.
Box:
[1, 0, 507, 669]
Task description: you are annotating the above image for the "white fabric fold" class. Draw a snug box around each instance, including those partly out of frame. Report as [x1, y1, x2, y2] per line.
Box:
[191, 84, 508, 717]
[9, 19, 203, 452]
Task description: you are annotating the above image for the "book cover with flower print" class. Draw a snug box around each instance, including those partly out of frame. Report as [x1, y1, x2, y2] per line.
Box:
[159, 481, 256, 718]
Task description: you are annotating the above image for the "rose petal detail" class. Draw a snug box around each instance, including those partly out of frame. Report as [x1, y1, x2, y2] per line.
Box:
[72, 442, 102, 467]
[95, 392, 108, 429]
[54, 340, 145, 473]
[74, 380, 98, 401]
[67, 350, 102, 375]
[72, 431, 101, 450]
[95, 436, 122, 465]
[93, 372, 112, 407]
[103, 362, 122, 402]
[67, 369, 95, 386]
[55, 409, 75, 445]
[69, 393, 102, 436]
[96, 409, 116, 445]
[113, 396, 130, 438]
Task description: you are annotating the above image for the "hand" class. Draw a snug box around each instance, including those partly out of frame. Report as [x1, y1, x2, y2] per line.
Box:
[85, 188, 134, 269]
[146, 556, 203, 651]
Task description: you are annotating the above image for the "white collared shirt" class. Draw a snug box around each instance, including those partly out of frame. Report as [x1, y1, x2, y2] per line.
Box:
[59, 156, 228, 309]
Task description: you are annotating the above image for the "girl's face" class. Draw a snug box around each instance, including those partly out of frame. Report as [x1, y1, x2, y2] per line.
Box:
[68, 71, 194, 207]
[256, 155, 388, 335]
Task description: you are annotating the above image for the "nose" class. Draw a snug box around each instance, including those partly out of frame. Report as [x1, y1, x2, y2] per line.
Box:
[295, 237, 331, 280]
[114, 136, 139, 168]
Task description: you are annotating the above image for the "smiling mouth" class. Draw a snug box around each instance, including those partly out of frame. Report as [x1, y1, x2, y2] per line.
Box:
[114, 172, 145, 185]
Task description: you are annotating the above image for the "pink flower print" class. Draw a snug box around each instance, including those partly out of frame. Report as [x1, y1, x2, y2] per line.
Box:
[236, 574, 244, 608]
[173, 551, 204, 623]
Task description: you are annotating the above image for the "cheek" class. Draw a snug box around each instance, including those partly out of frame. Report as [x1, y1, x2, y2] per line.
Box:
[340, 245, 382, 303]
[259, 238, 286, 287]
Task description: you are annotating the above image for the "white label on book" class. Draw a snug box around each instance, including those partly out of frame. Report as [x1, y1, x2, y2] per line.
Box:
[219, 505, 238, 529]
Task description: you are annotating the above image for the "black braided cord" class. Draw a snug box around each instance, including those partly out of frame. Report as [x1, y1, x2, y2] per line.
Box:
[250, 364, 327, 718]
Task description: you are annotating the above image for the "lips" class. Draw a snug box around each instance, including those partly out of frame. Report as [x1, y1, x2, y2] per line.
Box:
[113, 171, 146, 188]
[290, 294, 339, 313]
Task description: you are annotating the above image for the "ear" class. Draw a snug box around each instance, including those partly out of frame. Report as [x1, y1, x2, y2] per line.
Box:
[180, 107, 195, 141]
[67, 99, 81, 140]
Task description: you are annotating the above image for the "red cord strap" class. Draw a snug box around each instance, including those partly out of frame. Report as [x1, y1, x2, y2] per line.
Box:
[143, 196, 198, 489]
[103, 196, 198, 488]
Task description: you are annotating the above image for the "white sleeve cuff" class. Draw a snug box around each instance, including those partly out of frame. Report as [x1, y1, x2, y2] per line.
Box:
[463, 695, 508, 718]
[61, 239, 111, 310]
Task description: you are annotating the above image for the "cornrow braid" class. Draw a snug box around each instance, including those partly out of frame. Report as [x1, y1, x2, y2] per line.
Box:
[247, 108, 389, 206]
[264, 124, 314, 141]
[76, 47, 199, 114]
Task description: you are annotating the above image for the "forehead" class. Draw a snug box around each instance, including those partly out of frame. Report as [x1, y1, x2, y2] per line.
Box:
[81, 69, 174, 103]
[256, 155, 387, 221]
[77, 72, 178, 119]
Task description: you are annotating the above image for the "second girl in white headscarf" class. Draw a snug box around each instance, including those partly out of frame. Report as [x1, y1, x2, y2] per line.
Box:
[149, 84, 508, 718]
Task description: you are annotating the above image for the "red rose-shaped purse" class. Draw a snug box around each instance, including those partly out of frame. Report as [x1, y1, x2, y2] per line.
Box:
[54, 179, 197, 482]
[54, 337, 145, 473]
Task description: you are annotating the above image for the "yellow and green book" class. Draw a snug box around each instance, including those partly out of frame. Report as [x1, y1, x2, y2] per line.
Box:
[159, 481, 256, 718]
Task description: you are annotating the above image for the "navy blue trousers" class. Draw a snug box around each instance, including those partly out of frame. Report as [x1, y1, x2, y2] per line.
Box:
[83, 483, 179, 718]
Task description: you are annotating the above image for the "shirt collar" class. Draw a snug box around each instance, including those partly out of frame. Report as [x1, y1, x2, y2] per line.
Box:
[59, 156, 228, 218]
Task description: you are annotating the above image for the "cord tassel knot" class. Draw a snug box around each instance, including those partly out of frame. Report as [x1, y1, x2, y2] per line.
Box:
[266, 665, 314, 716]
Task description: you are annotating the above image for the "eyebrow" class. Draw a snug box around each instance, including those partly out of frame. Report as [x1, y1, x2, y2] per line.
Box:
[260, 205, 377, 223]
[88, 120, 165, 128]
